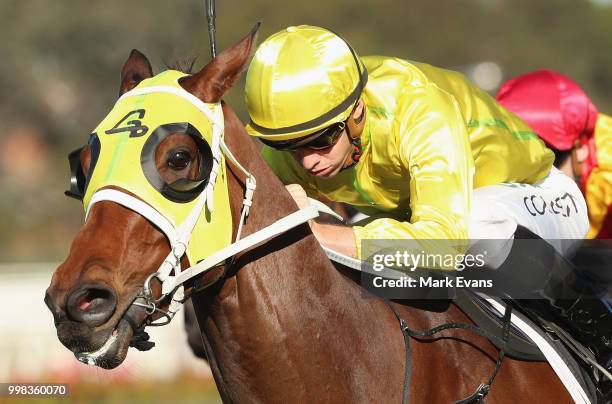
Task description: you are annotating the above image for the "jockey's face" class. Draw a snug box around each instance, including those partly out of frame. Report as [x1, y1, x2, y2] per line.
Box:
[571, 143, 590, 181]
[291, 129, 354, 178]
[557, 142, 590, 182]
[290, 100, 365, 178]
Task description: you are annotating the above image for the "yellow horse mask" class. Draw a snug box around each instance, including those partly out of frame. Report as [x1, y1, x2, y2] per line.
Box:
[68, 70, 232, 266]
[65, 66, 319, 330]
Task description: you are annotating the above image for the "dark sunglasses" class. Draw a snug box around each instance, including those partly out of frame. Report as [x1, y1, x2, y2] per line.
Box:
[260, 121, 346, 151]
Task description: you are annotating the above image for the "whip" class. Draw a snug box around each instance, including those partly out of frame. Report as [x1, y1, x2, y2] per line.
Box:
[204, 0, 217, 58]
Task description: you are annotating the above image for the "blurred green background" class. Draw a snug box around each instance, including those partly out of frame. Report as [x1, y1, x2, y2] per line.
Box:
[2, 0, 612, 262]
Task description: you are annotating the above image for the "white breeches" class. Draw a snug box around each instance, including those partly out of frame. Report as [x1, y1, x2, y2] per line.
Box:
[468, 167, 589, 260]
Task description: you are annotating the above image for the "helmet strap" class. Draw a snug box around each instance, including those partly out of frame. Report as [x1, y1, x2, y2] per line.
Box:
[350, 136, 362, 164]
[344, 101, 366, 169]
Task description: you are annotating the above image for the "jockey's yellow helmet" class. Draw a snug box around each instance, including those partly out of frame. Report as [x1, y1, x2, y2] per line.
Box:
[245, 25, 367, 142]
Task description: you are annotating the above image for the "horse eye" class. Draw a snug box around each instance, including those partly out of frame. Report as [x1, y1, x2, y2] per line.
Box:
[167, 150, 192, 170]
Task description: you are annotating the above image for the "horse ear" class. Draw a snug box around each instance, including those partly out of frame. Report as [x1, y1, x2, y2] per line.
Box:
[119, 49, 153, 96]
[181, 22, 261, 103]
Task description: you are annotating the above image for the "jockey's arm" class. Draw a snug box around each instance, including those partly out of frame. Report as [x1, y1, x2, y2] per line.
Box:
[263, 85, 475, 261]
[311, 222, 357, 257]
[350, 85, 474, 259]
[585, 167, 612, 238]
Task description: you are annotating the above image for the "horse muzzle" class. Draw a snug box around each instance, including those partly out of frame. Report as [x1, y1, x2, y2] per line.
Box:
[45, 284, 150, 369]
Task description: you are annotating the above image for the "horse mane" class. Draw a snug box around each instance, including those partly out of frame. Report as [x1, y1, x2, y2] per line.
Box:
[164, 57, 197, 74]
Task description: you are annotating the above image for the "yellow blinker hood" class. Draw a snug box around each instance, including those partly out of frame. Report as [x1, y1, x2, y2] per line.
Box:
[83, 70, 232, 265]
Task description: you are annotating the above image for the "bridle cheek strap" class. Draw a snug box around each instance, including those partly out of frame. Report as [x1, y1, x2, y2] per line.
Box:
[86, 188, 200, 325]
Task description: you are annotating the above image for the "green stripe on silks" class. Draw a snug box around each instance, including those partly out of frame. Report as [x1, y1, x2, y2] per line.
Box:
[352, 170, 376, 207]
[368, 106, 394, 119]
[467, 118, 540, 141]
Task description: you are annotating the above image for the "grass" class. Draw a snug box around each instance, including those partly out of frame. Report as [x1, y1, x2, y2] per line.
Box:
[0, 372, 221, 404]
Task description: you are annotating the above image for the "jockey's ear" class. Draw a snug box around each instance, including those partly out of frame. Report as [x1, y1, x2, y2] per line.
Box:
[347, 99, 366, 139]
[119, 49, 153, 96]
[181, 22, 260, 103]
[571, 142, 590, 178]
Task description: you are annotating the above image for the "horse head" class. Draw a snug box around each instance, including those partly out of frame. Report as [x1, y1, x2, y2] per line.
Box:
[45, 25, 260, 369]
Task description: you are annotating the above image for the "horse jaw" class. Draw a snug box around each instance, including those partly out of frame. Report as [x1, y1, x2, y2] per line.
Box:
[75, 303, 149, 369]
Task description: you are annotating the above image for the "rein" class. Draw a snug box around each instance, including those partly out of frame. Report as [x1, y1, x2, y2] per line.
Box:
[132, 139, 320, 326]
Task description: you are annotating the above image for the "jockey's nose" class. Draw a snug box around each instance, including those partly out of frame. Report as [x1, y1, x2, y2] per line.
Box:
[292, 148, 321, 171]
[65, 284, 117, 327]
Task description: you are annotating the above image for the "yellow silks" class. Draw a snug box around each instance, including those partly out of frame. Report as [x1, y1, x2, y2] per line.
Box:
[83, 70, 232, 265]
[585, 113, 612, 239]
[261, 56, 554, 259]
[245, 25, 366, 141]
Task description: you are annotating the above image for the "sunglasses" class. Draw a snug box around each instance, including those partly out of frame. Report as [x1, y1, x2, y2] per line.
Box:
[260, 121, 347, 151]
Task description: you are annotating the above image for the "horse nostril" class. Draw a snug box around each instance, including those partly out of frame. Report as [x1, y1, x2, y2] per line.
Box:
[66, 284, 117, 327]
[44, 291, 64, 323]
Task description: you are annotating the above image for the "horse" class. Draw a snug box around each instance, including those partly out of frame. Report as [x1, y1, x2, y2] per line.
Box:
[45, 26, 572, 403]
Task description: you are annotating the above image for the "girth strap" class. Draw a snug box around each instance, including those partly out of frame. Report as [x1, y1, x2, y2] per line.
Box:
[390, 303, 512, 404]
[384, 300, 413, 404]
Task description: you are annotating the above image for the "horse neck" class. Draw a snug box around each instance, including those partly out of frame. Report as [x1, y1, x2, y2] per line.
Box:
[190, 103, 385, 401]
[203, 102, 342, 312]
[221, 102, 307, 239]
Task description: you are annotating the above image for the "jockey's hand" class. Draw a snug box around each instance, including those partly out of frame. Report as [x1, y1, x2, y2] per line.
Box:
[285, 184, 309, 210]
[284, 184, 357, 258]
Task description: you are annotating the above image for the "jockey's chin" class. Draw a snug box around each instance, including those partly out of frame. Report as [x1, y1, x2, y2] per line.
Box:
[308, 162, 345, 178]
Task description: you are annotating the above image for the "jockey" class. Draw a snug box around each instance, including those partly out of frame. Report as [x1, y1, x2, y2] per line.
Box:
[496, 69, 612, 240]
[243, 25, 609, 383]
[496, 70, 612, 386]
[245, 25, 586, 257]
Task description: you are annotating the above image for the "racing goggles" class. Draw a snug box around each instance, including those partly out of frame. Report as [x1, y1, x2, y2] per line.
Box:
[260, 120, 346, 151]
